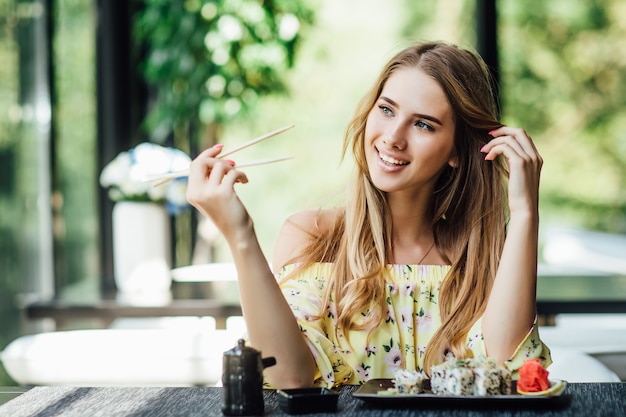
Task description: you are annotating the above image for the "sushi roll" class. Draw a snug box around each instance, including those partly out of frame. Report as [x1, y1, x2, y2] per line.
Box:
[445, 366, 474, 395]
[473, 367, 502, 396]
[392, 369, 427, 394]
[499, 367, 513, 395]
[430, 360, 453, 395]
[429, 355, 512, 396]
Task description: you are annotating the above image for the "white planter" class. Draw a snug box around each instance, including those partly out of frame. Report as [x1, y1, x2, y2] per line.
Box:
[112, 201, 172, 301]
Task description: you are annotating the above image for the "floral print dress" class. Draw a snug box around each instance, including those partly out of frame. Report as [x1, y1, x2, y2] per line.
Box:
[276, 263, 552, 388]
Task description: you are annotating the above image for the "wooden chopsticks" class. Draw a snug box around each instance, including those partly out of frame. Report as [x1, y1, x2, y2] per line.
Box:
[143, 124, 294, 186]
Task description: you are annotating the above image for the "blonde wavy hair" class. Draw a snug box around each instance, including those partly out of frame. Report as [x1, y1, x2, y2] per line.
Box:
[286, 41, 509, 374]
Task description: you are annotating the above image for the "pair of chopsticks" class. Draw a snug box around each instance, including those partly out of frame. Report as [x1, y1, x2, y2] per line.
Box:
[144, 124, 295, 187]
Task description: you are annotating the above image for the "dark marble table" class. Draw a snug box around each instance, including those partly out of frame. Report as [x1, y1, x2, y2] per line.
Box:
[0, 383, 624, 417]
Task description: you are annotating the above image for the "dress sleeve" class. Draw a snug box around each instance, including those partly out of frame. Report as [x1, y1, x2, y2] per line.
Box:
[276, 264, 354, 388]
[503, 318, 553, 379]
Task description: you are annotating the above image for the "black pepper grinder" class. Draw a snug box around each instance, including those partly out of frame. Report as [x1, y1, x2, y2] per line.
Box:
[222, 339, 277, 416]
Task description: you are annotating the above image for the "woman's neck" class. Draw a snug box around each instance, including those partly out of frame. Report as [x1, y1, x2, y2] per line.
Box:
[387, 192, 437, 264]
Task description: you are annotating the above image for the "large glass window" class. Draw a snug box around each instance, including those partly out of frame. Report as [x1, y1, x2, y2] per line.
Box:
[0, 0, 97, 384]
[0, 0, 56, 384]
[51, 0, 98, 297]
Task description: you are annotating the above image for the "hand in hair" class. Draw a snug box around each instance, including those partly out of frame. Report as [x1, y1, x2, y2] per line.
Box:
[481, 126, 543, 216]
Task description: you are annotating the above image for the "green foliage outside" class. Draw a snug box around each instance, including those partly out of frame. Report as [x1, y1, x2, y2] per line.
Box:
[132, 0, 315, 266]
[499, 0, 626, 232]
[133, 0, 315, 149]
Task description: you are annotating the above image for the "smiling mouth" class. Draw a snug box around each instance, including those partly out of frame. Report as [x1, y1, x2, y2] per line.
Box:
[378, 151, 409, 166]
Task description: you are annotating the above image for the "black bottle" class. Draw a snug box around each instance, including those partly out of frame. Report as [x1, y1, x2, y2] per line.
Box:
[222, 339, 276, 416]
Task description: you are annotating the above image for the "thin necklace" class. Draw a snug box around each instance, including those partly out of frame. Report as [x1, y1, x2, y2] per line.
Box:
[418, 241, 436, 265]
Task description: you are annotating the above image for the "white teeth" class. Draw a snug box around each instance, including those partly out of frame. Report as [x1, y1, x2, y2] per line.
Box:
[379, 152, 408, 165]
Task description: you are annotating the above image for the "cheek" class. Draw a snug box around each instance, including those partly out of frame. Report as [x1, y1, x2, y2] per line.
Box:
[364, 109, 383, 139]
[433, 132, 456, 159]
[419, 139, 455, 171]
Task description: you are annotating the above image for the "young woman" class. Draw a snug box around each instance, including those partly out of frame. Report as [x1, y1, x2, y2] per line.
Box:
[186, 41, 551, 389]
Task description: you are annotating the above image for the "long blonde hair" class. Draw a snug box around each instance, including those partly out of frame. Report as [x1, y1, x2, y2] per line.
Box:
[287, 42, 508, 374]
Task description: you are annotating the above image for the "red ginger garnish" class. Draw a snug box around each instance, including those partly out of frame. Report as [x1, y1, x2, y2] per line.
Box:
[517, 359, 550, 392]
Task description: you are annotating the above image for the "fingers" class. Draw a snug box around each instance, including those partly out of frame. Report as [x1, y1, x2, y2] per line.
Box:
[188, 144, 223, 185]
[481, 127, 542, 168]
[187, 145, 249, 206]
[189, 145, 248, 183]
[481, 126, 543, 215]
[205, 159, 234, 188]
[220, 163, 249, 187]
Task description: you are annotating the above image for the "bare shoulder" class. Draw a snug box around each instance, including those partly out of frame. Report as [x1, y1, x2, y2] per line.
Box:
[284, 208, 341, 232]
[271, 208, 342, 271]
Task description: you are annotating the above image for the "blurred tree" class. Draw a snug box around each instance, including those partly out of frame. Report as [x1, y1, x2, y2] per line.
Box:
[133, 0, 314, 151]
[132, 0, 314, 266]
[499, 0, 626, 232]
[400, 0, 476, 47]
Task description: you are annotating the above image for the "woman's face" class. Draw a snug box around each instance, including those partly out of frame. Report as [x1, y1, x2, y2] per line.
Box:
[364, 67, 457, 196]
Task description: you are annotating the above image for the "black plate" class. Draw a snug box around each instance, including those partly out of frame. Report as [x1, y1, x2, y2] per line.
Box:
[352, 378, 567, 406]
[277, 388, 339, 414]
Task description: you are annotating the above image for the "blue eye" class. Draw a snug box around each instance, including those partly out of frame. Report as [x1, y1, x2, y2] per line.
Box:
[379, 105, 393, 116]
[416, 121, 433, 131]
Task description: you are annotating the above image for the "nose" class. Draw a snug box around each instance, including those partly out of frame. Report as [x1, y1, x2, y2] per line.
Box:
[382, 126, 406, 150]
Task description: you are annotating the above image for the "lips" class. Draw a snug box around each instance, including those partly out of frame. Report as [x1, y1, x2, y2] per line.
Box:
[378, 150, 409, 166]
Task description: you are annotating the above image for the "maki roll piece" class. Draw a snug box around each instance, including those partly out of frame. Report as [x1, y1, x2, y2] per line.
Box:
[473, 368, 502, 396]
[392, 369, 427, 394]
[499, 367, 513, 395]
[445, 366, 475, 396]
[430, 360, 452, 395]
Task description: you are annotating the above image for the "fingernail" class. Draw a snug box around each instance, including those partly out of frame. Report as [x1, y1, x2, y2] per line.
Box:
[488, 130, 495, 135]
[226, 159, 236, 166]
[212, 144, 224, 150]
[480, 145, 487, 153]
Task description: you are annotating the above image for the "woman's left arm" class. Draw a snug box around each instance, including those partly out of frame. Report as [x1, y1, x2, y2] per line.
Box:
[480, 126, 543, 362]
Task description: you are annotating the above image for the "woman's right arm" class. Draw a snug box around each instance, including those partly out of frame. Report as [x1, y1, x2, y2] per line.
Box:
[186, 146, 316, 388]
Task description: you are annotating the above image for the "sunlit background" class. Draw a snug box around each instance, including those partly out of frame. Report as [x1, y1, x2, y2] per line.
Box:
[0, 0, 625, 386]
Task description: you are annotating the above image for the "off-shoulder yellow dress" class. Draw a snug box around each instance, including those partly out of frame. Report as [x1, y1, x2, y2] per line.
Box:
[276, 263, 552, 388]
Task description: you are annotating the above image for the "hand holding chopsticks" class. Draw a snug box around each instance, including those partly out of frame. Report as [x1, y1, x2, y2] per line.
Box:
[143, 124, 295, 187]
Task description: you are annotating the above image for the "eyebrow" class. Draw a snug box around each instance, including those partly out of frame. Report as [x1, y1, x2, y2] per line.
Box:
[379, 96, 444, 126]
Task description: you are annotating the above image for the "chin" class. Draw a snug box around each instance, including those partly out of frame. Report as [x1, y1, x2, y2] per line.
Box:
[369, 177, 398, 193]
